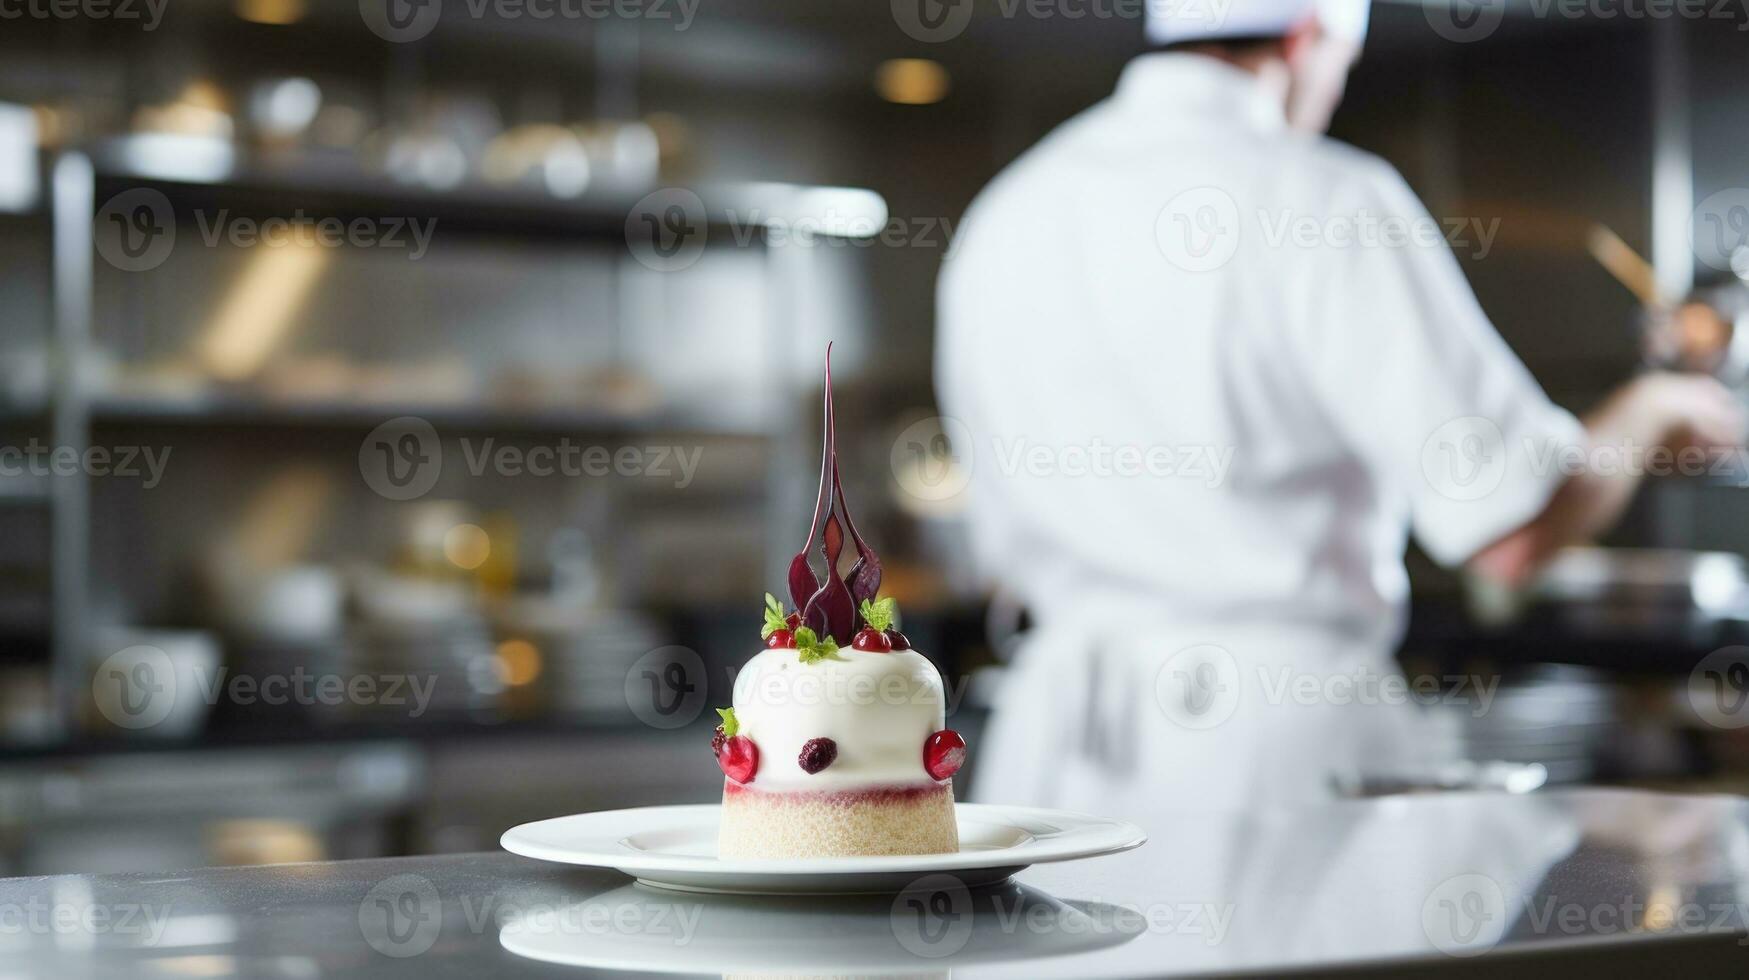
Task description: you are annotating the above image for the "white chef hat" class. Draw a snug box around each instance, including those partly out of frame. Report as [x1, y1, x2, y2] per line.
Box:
[1145, 0, 1371, 46]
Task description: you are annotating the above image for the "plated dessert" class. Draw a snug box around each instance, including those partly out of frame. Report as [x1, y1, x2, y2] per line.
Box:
[714, 349, 966, 859]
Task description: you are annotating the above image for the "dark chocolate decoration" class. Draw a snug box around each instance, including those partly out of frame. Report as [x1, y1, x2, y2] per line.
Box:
[789, 345, 882, 645]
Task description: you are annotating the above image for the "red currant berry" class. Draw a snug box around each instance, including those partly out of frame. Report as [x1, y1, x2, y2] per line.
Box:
[710, 725, 727, 756]
[785, 612, 802, 630]
[923, 729, 966, 781]
[718, 735, 758, 784]
[885, 629, 912, 651]
[852, 627, 892, 652]
[766, 629, 796, 649]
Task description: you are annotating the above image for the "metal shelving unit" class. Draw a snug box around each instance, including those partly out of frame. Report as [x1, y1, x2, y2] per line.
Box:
[33, 137, 882, 739]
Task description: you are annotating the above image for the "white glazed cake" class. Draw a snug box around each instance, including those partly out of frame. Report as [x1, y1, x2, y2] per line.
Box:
[716, 637, 961, 858]
[712, 346, 966, 859]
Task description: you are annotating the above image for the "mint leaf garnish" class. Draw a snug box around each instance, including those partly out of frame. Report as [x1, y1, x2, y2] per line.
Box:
[860, 596, 899, 633]
[716, 706, 739, 737]
[761, 592, 789, 640]
[794, 626, 846, 665]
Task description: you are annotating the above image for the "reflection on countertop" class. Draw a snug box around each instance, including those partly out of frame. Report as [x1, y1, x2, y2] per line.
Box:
[2, 788, 1749, 978]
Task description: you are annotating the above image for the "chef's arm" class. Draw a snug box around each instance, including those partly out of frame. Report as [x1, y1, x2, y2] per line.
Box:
[1467, 372, 1746, 586]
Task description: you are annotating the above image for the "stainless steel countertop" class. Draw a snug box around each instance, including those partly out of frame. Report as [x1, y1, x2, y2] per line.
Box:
[4, 788, 1749, 978]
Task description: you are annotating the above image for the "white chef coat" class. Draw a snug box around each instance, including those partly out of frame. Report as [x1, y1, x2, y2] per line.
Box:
[936, 53, 1587, 817]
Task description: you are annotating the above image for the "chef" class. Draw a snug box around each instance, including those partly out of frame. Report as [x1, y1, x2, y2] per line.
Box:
[936, 0, 1743, 816]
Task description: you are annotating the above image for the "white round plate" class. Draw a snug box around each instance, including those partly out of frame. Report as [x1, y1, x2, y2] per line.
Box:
[500, 802, 1146, 894]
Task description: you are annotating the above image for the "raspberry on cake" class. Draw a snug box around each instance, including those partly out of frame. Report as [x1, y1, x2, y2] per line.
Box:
[713, 348, 966, 860]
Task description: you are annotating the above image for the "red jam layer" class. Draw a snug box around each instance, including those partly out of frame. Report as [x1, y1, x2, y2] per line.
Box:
[722, 781, 948, 806]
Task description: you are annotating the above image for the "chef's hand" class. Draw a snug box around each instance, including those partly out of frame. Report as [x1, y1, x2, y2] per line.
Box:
[1468, 372, 1745, 588]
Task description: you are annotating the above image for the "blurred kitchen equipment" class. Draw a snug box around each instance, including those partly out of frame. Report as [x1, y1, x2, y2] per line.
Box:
[577, 119, 660, 191]
[1529, 546, 1749, 637]
[1640, 281, 1749, 387]
[86, 628, 221, 740]
[344, 558, 504, 720]
[211, 563, 343, 645]
[0, 102, 38, 213]
[496, 599, 667, 719]
[1336, 760, 1549, 798]
[1586, 224, 1664, 309]
[343, 614, 502, 720]
[1586, 222, 1749, 387]
[482, 124, 592, 198]
[1457, 665, 1623, 784]
[0, 667, 55, 745]
[246, 77, 322, 147]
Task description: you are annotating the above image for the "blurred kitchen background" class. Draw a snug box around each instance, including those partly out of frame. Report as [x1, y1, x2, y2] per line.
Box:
[2, 0, 1749, 875]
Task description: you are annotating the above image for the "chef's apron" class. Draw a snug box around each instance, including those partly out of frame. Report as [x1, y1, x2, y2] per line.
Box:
[971, 595, 1458, 820]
